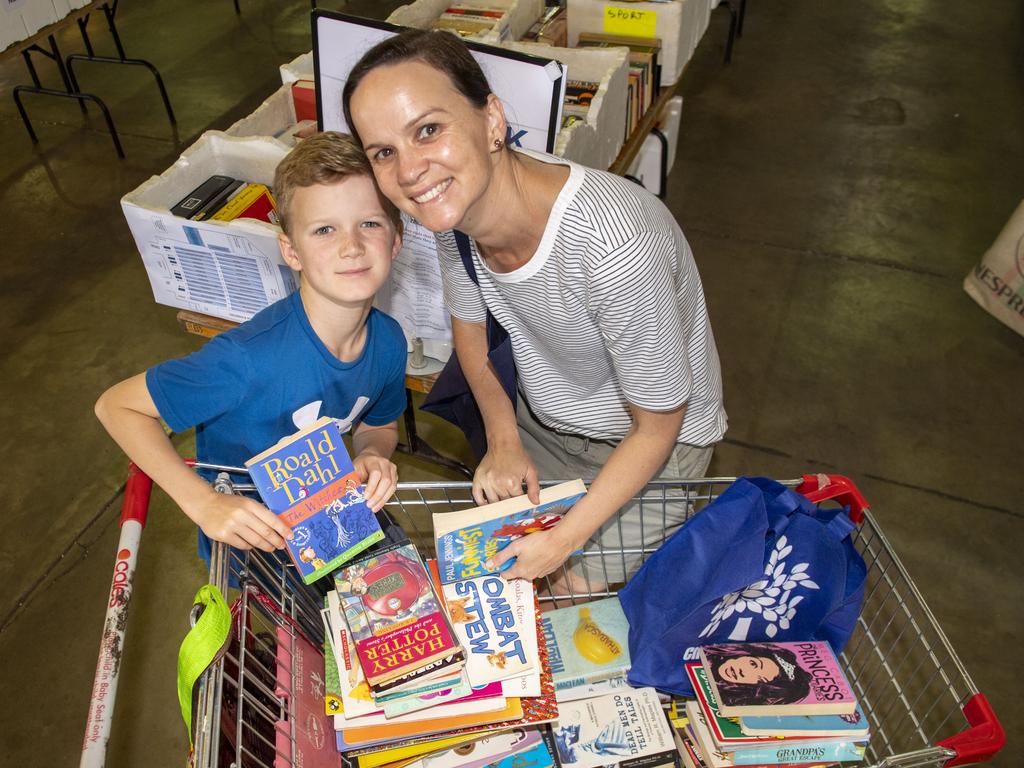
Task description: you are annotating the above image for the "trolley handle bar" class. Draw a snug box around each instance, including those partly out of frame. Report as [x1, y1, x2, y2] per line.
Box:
[937, 693, 1005, 767]
[120, 462, 155, 528]
[796, 474, 869, 523]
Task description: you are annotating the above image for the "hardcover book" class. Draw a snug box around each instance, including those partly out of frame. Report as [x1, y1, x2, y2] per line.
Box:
[335, 542, 462, 686]
[442, 575, 538, 687]
[699, 642, 857, 718]
[434, 479, 587, 584]
[550, 688, 674, 768]
[274, 626, 340, 768]
[419, 728, 543, 768]
[540, 596, 630, 691]
[246, 416, 385, 584]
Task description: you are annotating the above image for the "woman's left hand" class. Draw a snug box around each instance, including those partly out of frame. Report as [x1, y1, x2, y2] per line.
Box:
[486, 526, 578, 581]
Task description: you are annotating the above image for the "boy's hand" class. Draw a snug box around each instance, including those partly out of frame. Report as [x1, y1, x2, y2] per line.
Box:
[192, 493, 293, 552]
[354, 453, 398, 511]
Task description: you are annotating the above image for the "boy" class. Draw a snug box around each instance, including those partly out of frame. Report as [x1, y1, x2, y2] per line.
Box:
[95, 132, 407, 559]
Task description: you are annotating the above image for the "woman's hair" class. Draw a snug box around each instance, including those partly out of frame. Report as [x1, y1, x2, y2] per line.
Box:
[342, 29, 493, 144]
[703, 643, 813, 707]
[272, 130, 401, 234]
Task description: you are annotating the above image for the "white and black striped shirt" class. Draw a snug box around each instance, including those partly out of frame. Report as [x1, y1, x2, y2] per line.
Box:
[436, 150, 727, 446]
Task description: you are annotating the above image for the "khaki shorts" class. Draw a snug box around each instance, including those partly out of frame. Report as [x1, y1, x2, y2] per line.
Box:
[516, 400, 714, 588]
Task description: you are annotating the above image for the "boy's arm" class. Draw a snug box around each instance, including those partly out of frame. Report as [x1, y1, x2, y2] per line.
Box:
[351, 420, 398, 512]
[94, 373, 293, 551]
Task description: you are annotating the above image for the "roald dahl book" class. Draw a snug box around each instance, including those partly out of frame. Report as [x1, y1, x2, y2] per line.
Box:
[246, 416, 384, 585]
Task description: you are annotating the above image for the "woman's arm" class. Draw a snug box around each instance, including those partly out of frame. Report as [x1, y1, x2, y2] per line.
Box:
[452, 316, 541, 505]
[487, 401, 685, 580]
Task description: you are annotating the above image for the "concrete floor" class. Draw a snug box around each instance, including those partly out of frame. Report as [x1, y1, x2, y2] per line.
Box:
[0, 0, 1020, 764]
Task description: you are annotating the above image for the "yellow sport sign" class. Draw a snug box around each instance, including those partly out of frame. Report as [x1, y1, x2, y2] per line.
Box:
[603, 5, 658, 38]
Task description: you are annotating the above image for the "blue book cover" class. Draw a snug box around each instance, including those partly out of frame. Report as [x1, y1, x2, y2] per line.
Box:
[245, 416, 384, 584]
[739, 705, 870, 738]
[435, 490, 587, 583]
[541, 596, 631, 690]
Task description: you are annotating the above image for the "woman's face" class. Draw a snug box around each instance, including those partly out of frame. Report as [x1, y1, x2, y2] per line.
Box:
[349, 60, 503, 233]
[718, 655, 780, 685]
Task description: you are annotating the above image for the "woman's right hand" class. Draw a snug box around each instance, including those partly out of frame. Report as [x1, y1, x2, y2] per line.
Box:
[473, 438, 541, 505]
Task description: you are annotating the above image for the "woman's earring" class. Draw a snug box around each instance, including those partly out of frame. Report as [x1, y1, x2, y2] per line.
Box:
[493, 138, 503, 150]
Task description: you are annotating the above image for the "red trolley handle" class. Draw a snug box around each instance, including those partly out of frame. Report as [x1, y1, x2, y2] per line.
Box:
[120, 462, 155, 528]
[795, 474, 869, 524]
[938, 693, 1006, 766]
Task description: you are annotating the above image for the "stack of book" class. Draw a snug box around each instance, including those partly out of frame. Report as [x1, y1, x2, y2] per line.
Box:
[170, 174, 279, 226]
[428, 5, 511, 40]
[674, 642, 870, 767]
[575, 32, 662, 139]
[562, 80, 600, 128]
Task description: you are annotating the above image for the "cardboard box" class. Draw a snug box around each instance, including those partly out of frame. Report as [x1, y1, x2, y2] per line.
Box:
[0, 5, 30, 53]
[567, 0, 712, 86]
[504, 40, 629, 170]
[388, 0, 543, 45]
[280, 50, 313, 85]
[121, 133, 296, 323]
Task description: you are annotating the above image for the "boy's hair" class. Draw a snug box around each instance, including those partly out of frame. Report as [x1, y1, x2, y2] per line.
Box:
[273, 130, 402, 234]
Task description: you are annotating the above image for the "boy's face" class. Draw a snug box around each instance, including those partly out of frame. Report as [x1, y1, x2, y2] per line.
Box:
[278, 175, 401, 309]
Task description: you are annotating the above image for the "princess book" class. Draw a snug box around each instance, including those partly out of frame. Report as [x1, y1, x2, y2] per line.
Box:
[246, 416, 384, 584]
[698, 642, 857, 718]
[336, 542, 463, 686]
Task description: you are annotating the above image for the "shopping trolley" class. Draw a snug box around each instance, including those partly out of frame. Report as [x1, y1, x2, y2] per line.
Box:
[82, 471, 1006, 768]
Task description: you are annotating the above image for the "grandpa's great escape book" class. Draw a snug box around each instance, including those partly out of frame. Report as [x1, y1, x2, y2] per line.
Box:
[246, 416, 384, 585]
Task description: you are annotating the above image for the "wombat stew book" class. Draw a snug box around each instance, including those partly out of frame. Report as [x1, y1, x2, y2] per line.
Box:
[246, 416, 384, 584]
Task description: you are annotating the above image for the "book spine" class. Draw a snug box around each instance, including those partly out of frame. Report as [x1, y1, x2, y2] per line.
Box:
[553, 667, 630, 690]
[729, 741, 865, 765]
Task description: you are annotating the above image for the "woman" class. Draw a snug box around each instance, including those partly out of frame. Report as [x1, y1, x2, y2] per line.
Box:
[701, 644, 813, 707]
[343, 29, 727, 584]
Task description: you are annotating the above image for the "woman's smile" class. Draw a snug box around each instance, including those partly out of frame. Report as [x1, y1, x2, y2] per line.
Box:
[411, 177, 453, 204]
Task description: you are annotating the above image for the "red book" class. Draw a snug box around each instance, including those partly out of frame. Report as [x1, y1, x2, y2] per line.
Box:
[292, 79, 317, 122]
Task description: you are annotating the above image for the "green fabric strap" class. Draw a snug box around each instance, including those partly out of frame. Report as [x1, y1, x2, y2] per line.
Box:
[177, 584, 232, 747]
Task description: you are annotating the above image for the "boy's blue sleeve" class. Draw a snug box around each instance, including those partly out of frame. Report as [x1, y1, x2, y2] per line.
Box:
[361, 315, 407, 426]
[146, 334, 254, 432]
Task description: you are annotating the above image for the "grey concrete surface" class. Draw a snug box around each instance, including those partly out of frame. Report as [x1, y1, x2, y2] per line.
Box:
[0, 0, 1019, 765]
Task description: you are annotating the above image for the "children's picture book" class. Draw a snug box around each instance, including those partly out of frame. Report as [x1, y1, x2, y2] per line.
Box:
[699, 642, 858, 718]
[335, 542, 463, 686]
[442, 575, 538, 686]
[434, 479, 587, 584]
[274, 625, 339, 768]
[246, 416, 384, 584]
[541, 596, 630, 691]
[550, 688, 674, 768]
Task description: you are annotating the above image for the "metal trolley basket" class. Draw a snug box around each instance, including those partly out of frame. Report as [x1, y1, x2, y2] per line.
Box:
[82, 472, 1006, 768]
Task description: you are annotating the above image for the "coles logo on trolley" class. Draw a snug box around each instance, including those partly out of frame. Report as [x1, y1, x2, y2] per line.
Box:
[108, 548, 134, 608]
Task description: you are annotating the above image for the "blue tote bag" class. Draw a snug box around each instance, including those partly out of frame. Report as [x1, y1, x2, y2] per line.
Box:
[618, 477, 867, 696]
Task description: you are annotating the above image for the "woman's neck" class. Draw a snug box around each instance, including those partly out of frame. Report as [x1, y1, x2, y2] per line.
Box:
[461, 151, 570, 273]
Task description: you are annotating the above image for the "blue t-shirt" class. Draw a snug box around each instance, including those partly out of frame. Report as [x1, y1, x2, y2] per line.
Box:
[147, 290, 407, 497]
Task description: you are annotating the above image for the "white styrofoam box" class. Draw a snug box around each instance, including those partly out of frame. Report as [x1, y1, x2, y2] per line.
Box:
[625, 95, 682, 196]
[50, 0, 73, 20]
[0, 6, 29, 53]
[388, 0, 543, 45]
[20, 0, 58, 36]
[567, 0, 708, 86]
[121, 133, 296, 323]
[225, 82, 296, 146]
[503, 40, 628, 170]
[280, 50, 313, 85]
